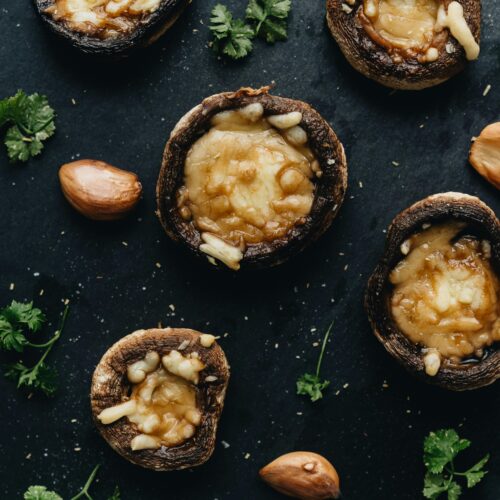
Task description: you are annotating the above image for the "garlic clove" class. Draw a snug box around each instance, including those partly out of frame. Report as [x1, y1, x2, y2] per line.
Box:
[469, 122, 500, 190]
[59, 159, 143, 220]
[260, 451, 341, 500]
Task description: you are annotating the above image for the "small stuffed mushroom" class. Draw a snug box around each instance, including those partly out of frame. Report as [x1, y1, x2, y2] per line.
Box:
[34, 0, 191, 56]
[366, 193, 500, 390]
[156, 87, 348, 271]
[91, 328, 230, 470]
[326, 0, 481, 90]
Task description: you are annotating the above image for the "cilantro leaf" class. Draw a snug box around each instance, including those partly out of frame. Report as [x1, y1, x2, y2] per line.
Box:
[246, 0, 291, 43]
[447, 481, 462, 500]
[24, 485, 62, 500]
[422, 429, 490, 499]
[209, 4, 255, 59]
[423, 472, 449, 500]
[0, 301, 46, 352]
[0, 90, 55, 163]
[424, 429, 470, 474]
[0, 318, 27, 351]
[464, 454, 489, 488]
[3, 300, 45, 332]
[5, 361, 58, 396]
[296, 372, 330, 402]
[296, 322, 333, 402]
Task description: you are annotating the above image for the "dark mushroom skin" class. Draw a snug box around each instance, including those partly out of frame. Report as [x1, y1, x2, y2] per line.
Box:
[365, 193, 499, 390]
[156, 87, 348, 270]
[90, 327, 230, 470]
[326, 0, 481, 90]
[34, 0, 191, 56]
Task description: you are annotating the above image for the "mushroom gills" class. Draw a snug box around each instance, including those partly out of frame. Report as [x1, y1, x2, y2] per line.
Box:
[390, 222, 500, 373]
[178, 105, 319, 269]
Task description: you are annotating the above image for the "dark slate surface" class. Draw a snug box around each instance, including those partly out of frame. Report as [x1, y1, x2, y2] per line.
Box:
[0, 1, 499, 499]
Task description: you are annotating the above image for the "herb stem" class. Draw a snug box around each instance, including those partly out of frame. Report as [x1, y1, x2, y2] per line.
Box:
[27, 332, 60, 349]
[32, 305, 69, 370]
[315, 321, 333, 378]
[70, 465, 100, 500]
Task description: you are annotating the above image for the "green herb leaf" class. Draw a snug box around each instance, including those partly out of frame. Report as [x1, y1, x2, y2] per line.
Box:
[447, 481, 462, 500]
[2, 304, 68, 396]
[209, 4, 255, 59]
[3, 300, 45, 332]
[5, 361, 58, 396]
[0, 318, 27, 352]
[246, 0, 291, 43]
[0, 90, 55, 162]
[0, 301, 45, 352]
[423, 472, 449, 500]
[296, 372, 330, 402]
[296, 321, 333, 402]
[24, 485, 62, 500]
[424, 429, 470, 474]
[464, 454, 489, 488]
[422, 429, 489, 499]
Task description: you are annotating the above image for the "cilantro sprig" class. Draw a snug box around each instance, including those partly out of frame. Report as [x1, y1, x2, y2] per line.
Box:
[0, 90, 56, 162]
[209, 0, 292, 59]
[246, 0, 291, 43]
[423, 429, 489, 499]
[210, 4, 255, 60]
[296, 322, 333, 402]
[24, 465, 120, 500]
[1, 301, 69, 396]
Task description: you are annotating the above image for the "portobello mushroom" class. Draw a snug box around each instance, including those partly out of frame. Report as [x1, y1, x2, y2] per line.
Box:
[326, 0, 481, 90]
[156, 87, 348, 271]
[34, 0, 191, 56]
[90, 327, 230, 470]
[366, 193, 500, 390]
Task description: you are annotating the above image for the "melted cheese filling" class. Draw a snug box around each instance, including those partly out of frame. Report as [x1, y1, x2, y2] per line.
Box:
[362, 0, 479, 62]
[178, 107, 317, 268]
[362, 0, 445, 62]
[390, 223, 500, 362]
[45, 0, 161, 37]
[97, 350, 204, 450]
[366, 0, 439, 49]
[127, 367, 202, 448]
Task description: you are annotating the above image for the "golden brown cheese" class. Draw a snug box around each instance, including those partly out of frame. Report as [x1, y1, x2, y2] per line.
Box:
[178, 104, 318, 269]
[361, 0, 479, 63]
[390, 223, 500, 365]
[97, 350, 204, 450]
[45, 0, 162, 38]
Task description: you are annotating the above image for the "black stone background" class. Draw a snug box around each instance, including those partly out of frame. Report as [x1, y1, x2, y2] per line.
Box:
[0, 1, 499, 499]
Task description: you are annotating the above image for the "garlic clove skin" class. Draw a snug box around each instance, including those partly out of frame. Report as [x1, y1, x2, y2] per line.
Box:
[469, 122, 500, 190]
[59, 159, 143, 221]
[259, 451, 341, 500]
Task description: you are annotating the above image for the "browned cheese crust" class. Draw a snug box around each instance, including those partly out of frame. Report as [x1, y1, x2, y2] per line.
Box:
[326, 0, 481, 90]
[90, 327, 230, 470]
[34, 0, 191, 55]
[156, 87, 348, 270]
[365, 193, 499, 390]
